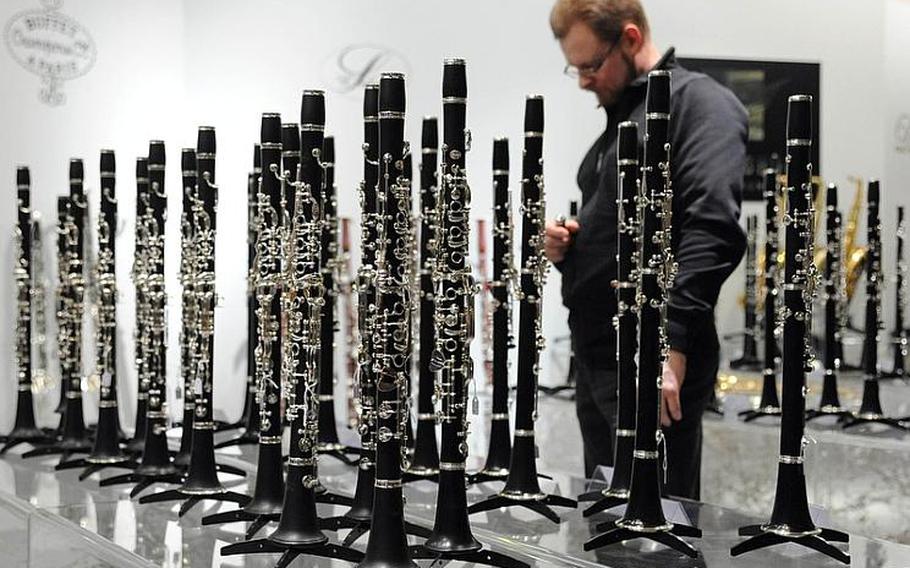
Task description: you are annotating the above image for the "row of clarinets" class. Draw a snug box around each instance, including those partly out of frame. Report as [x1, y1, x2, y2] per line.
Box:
[731, 164, 909, 430]
[4, 60, 562, 568]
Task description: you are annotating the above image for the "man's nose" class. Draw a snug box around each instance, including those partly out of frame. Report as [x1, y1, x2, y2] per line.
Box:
[578, 74, 594, 90]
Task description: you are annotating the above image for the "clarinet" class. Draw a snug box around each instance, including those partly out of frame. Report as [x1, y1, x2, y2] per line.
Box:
[31, 214, 52, 396]
[85, 150, 128, 464]
[886, 206, 907, 377]
[843, 180, 907, 429]
[469, 95, 576, 523]
[732, 95, 850, 564]
[345, 84, 382, 522]
[317, 135, 349, 456]
[27, 161, 93, 459]
[188, 128, 221, 482]
[472, 136, 513, 482]
[408, 116, 441, 478]
[340, 217, 359, 429]
[586, 71, 701, 557]
[741, 171, 782, 421]
[175, 147, 198, 468]
[135, 141, 178, 477]
[581, 120, 639, 515]
[269, 90, 328, 544]
[2, 166, 46, 453]
[731, 215, 761, 368]
[249, 116, 288, 519]
[204, 116, 288, 535]
[427, 57, 476, 550]
[361, 72, 417, 568]
[808, 184, 848, 419]
[241, 143, 263, 431]
[507, 96, 548, 498]
[215, 143, 267, 453]
[126, 157, 151, 454]
[59, 159, 90, 451]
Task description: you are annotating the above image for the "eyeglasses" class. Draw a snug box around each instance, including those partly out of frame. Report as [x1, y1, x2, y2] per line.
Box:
[563, 41, 619, 79]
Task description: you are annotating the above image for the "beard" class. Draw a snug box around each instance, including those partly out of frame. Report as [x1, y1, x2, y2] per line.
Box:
[596, 52, 637, 109]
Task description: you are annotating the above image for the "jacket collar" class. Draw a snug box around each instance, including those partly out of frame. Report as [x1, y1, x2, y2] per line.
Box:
[605, 47, 677, 117]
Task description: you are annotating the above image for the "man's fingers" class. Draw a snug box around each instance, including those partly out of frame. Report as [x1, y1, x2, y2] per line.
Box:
[545, 224, 571, 243]
[661, 380, 682, 426]
[565, 219, 581, 234]
[660, 399, 671, 427]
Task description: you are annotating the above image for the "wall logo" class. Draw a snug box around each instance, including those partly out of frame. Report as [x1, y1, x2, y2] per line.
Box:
[896, 114, 910, 155]
[320, 44, 410, 94]
[4, 0, 96, 106]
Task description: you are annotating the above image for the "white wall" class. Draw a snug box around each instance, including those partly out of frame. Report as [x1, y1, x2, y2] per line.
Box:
[1, 0, 907, 432]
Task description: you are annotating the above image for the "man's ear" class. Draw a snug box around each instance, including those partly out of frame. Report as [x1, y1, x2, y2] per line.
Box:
[622, 23, 644, 54]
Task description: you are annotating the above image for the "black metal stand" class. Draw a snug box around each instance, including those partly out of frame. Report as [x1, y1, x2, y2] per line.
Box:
[732, 524, 850, 563]
[468, 437, 576, 523]
[221, 538, 363, 568]
[409, 544, 528, 568]
[730, 465, 850, 564]
[578, 431, 634, 518]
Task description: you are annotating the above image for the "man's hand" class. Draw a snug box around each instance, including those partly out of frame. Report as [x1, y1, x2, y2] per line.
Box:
[661, 349, 687, 427]
[544, 218, 580, 264]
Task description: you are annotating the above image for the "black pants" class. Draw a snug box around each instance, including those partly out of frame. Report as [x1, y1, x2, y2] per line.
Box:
[574, 350, 716, 501]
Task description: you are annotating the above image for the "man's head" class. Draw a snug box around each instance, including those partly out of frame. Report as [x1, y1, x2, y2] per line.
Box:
[550, 0, 658, 108]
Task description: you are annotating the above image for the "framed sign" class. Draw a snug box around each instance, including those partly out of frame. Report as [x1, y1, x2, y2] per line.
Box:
[679, 57, 821, 201]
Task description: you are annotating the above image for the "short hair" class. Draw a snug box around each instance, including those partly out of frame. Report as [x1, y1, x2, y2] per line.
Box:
[550, 0, 650, 42]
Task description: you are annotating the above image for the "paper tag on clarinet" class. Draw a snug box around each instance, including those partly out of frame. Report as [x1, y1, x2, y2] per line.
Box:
[101, 372, 112, 388]
[195, 378, 203, 396]
[809, 503, 831, 530]
[591, 465, 614, 486]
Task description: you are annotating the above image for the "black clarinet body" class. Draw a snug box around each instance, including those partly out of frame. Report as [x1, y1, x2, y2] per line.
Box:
[135, 141, 177, 477]
[318, 135, 345, 453]
[425, 58, 478, 554]
[204, 116, 288, 534]
[586, 71, 701, 558]
[731, 215, 760, 369]
[271, 91, 328, 548]
[733, 95, 850, 564]
[126, 157, 150, 454]
[469, 95, 576, 524]
[808, 184, 847, 418]
[581, 121, 639, 515]
[887, 206, 907, 377]
[409, 116, 442, 478]
[57, 159, 90, 452]
[179, 127, 227, 494]
[475, 136, 512, 480]
[361, 72, 418, 568]
[852, 181, 891, 420]
[842, 180, 907, 428]
[622, 71, 673, 531]
[86, 150, 128, 464]
[2, 166, 47, 453]
[345, 85, 382, 522]
[503, 96, 547, 499]
[740, 170, 781, 421]
[175, 148, 198, 469]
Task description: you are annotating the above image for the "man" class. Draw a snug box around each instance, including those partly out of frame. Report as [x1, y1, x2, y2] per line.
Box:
[547, 0, 747, 500]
